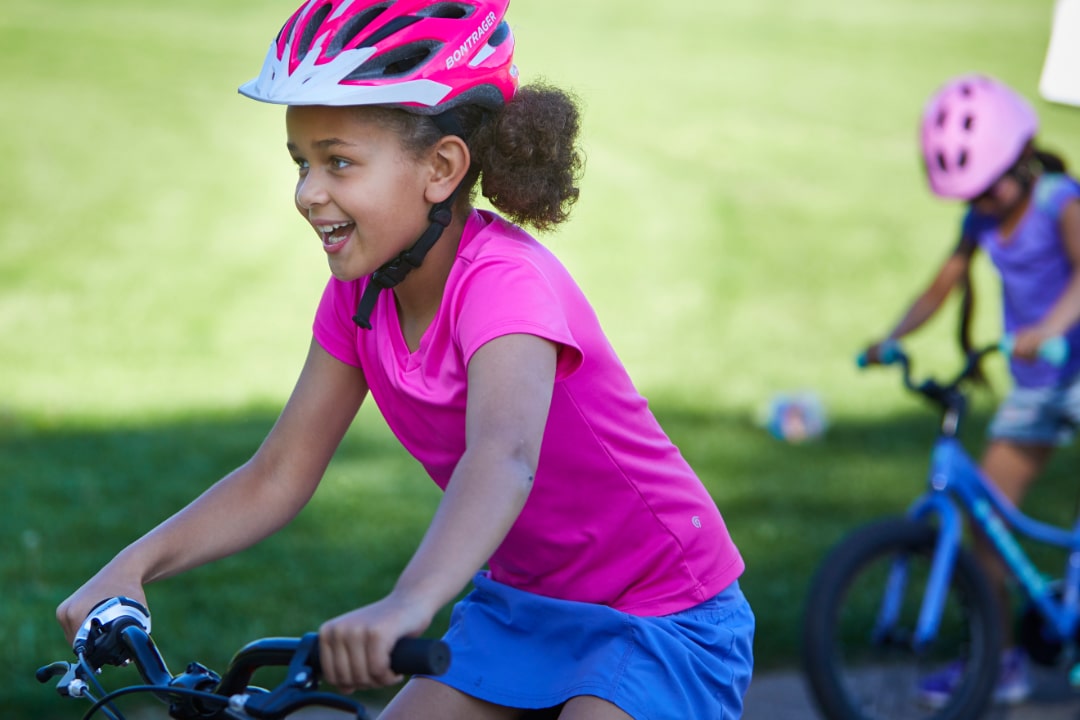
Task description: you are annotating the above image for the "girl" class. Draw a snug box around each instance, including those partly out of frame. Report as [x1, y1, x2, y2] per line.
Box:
[55, 1, 754, 718]
[864, 74, 1080, 708]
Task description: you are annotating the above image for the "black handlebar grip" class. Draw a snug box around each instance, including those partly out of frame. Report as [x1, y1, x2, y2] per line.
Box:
[389, 638, 450, 676]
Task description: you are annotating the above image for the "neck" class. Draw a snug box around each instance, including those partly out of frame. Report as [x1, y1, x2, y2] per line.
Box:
[997, 181, 1037, 238]
[392, 209, 469, 333]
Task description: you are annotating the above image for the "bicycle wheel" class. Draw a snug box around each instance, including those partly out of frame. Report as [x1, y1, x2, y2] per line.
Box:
[802, 517, 1002, 720]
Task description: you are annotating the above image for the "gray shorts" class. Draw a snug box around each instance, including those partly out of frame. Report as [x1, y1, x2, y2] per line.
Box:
[988, 374, 1080, 446]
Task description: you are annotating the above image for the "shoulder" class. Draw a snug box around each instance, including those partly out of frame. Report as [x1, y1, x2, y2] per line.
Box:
[313, 275, 368, 368]
[1034, 173, 1080, 217]
[448, 210, 587, 379]
[961, 206, 995, 240]
[457, 210, 552, 266]
[452, 210, 574, 294]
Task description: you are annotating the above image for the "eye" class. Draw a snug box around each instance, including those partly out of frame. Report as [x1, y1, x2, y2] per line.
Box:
[330, 156, 352, 170]
[291, 156, 310, 174]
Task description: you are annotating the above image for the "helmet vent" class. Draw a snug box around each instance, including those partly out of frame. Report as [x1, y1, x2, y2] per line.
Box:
[962, 115, 974, 131]
[277, 12, 300, 45]
[957, 150, 968, 168]
[345, 40, 440, 79]
[359, 15, 422, 47]
[327, 5, 390, 56]
[935, 109, 948, 128]
[936, 152, 948, 172]
[490, 21, 510, 46]
[297, 4, 333, 61]
[959, 83, 973, 97]
[417, 3, 471, 19]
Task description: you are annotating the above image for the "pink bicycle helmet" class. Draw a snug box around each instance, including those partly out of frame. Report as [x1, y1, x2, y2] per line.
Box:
[919, 74, 1038, 200]
[239, 0, 518, 113]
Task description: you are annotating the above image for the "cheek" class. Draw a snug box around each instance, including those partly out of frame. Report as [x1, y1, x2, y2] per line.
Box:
[998, 180, 1024, 205]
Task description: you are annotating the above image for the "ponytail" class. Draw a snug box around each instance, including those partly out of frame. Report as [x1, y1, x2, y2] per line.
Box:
[356, 84, 584, 234]
[1034, 147, 1067, 174]
[461, 82, 585, 231]
[959, 243, 989, 386]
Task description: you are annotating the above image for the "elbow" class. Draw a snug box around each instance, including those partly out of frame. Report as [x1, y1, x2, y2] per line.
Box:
[502, 443, 538, 505]
[513, 454, 537, 501]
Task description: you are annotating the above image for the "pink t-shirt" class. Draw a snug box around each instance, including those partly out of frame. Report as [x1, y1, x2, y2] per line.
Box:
[313, 209, 744, 616]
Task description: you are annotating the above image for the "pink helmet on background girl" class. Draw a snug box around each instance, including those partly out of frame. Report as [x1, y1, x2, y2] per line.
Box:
[239, 0, 518, 113]
[919, 74, 1039, 200]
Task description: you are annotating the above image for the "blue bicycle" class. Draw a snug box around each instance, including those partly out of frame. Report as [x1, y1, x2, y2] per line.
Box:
[801, 338, 1078, 720]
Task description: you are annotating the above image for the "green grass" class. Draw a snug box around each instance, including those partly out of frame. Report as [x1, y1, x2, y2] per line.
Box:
[3, 0, 1078, 715]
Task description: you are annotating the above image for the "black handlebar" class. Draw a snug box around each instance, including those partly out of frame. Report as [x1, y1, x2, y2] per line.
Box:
[217, 632, 451, 695]
[37, 599, 451, 720]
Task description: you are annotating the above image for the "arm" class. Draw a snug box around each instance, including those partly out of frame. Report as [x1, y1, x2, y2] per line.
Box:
[865, 239, 974, 361]
[317, 332, 557, 692]
[57, 339, 368, 641]
[1012, 199, 1080, 358]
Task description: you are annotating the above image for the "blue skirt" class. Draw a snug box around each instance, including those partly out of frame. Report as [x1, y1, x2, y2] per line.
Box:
[425, 572, 755, 719]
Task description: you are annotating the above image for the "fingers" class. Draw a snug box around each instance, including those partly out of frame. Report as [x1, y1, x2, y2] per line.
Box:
[56, 597, 81, 645]
[56, 584, 150, 646]
[1012, 329, 1047, 360]
[56, 594, 105, 644]
[318, 618, 404, 693]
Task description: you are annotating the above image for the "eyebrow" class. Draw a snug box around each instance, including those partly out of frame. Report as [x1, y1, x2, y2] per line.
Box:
[285, 138, 357, 152]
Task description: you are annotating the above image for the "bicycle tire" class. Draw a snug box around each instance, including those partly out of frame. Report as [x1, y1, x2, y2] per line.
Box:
[802, 517, 1002, 720]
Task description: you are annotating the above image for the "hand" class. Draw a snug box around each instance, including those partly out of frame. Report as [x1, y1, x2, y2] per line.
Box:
[861, 340, 895, 365]
[56, 574, 148, 646]
[1010, 326, 1053, 362]
[317, 592, 433, 693]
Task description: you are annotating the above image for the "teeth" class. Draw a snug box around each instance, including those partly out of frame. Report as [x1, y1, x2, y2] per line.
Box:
[315, 221, 351, 232]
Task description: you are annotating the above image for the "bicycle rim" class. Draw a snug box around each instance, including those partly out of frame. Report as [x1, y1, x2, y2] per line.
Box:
[803, 518, 1001, 720]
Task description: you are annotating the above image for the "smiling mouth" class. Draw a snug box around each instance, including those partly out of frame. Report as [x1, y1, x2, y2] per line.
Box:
[315, 221, 355, 247]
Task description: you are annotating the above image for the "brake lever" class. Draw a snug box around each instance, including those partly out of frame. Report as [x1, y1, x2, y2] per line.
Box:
[226, 633, 366, 720]
[35, 660, 90, 699]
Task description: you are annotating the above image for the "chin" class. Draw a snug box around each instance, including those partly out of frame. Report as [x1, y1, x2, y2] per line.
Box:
[326, 260, 368, 283]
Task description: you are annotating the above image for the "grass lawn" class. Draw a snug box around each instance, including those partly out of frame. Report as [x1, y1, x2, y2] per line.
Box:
[4, 0, 1079, 715]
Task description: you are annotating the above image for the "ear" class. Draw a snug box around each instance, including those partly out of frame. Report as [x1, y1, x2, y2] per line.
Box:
[425, 135, 471, 204]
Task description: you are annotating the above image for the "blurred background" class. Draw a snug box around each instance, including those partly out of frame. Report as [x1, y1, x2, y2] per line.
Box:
[3, 0, 1077, 715]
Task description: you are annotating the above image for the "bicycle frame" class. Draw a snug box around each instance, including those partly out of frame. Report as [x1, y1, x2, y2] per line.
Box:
[878, 433, 1080, 653]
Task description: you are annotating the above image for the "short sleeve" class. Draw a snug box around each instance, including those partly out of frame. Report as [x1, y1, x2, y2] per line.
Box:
[961, 207, 995, 243]
[312, 277, 363, 367]
[1034, 173, 1080, 218]
[452, 256, 583, 380]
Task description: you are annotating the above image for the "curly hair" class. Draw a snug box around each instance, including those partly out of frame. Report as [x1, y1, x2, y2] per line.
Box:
[468, 83, 585, 231]
[361, 82, 585, 232]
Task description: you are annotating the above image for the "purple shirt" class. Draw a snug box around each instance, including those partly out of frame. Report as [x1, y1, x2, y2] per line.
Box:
[963, 174, 1080, 387]
[313, 209, 744, 615]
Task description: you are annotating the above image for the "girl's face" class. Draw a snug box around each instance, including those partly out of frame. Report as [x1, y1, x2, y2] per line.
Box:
[286, 105, 434, 282]
[970, 169, 1027, 219]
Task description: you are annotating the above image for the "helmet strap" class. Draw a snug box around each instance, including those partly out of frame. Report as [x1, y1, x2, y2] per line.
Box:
[352, 188, 459, 329]
[431, 110, 466, 139]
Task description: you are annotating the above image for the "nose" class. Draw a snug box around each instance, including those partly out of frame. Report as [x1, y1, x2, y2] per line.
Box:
[295, 172, 328, 212]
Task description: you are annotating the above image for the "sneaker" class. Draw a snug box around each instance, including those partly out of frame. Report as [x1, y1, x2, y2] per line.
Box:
[995, 648, 1033, 704]
[918, 648, 1032, 709]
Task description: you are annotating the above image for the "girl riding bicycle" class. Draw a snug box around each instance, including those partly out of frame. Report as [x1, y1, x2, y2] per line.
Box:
[54, 1, 754, 718]
[864, 73, 1080, 707]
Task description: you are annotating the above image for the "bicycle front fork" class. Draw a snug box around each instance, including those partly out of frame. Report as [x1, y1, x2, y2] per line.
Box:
[874, 496, 964, 651]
